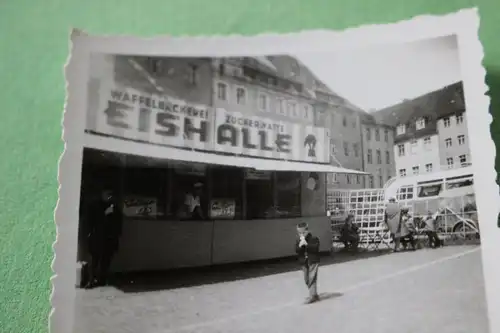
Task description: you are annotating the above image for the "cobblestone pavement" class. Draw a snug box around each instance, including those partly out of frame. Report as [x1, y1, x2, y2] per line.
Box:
[73, 245, 489, 333]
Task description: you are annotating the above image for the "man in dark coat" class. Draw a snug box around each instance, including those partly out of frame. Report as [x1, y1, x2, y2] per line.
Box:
[340, 213, 359, 251]
[85, 189, 123, 288]
[296, 222, 321, 304]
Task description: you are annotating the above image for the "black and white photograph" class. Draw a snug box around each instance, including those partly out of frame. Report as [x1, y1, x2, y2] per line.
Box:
[53, 9, 499, 333]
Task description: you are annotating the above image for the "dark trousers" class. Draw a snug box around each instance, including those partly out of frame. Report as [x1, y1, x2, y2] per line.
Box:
[400, 233, 416, 250]
[302, 262, 319, 298]
[87, 238, 116, 287]
[342, 236, 359, 250]
[426, 231, 442, 248]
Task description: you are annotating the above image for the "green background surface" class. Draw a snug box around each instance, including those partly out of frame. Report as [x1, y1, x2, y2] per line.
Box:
[0, 0, 498, 332]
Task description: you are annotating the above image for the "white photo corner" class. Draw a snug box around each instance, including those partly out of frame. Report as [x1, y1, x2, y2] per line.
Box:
[53, 7, 499, 333]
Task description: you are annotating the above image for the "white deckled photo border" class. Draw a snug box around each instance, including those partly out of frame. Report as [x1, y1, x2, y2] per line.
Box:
[53, 7, 499, 333]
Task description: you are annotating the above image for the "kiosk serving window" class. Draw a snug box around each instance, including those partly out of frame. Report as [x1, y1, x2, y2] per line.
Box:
[81, 148, 312, 221]
[274, 171, 302, 218]
[245, 170, 274, 219]
[122, 168, 167, 219]
[209, 166, 243, 219]
[170, 162, 208, 220]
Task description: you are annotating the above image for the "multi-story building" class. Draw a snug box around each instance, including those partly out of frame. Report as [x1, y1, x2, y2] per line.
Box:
[359, 112, 396, 188]
[267, 55, 366, 189]
[373, 81, 467, 178]
[314, 93, 365, 189]
[211, 56, 331, 221]
[113, 55, 213, 105]
[435, 83, 469, 169]
[212, 57, 316, 126]
[217, 55, 398, 192]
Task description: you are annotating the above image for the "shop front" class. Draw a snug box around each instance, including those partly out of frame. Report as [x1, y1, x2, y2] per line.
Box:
[81, 83, 366, 272]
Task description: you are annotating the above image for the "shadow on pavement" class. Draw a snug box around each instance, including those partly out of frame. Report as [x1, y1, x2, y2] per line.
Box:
[318, 291, 344, 301]
[111, 249, 393, 293]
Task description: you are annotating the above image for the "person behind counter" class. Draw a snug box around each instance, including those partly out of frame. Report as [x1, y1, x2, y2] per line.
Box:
[178, 182, 205, 220]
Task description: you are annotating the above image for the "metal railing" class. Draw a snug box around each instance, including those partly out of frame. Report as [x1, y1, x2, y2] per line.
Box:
[327, 187, 480, 249]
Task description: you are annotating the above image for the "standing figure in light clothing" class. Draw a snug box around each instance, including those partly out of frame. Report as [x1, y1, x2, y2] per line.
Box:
[296, 222, 321, 304]
[384, 197, 403, 252]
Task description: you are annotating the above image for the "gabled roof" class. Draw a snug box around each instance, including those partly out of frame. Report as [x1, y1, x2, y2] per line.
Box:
[259, 56, 381, 121]
[372, 81, 465, 128]
[266, 55, 358, 106]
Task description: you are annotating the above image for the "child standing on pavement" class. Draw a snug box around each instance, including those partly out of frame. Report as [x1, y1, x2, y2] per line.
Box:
[296, 222, 321, 304]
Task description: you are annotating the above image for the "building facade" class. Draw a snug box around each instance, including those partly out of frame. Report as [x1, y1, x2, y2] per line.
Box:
[113, 55, 214, 104]
[436, 111, 470, 169]
[373, 81, 467, 178]
[394, 133, 441, 177]
[212, 57, 316, 127]
[359, 113, 396, 188]
[315, 94, 366, 189]
[264, 55, 367, 190]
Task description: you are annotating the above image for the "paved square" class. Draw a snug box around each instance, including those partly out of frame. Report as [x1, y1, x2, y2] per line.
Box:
[73, 245, 489, 333]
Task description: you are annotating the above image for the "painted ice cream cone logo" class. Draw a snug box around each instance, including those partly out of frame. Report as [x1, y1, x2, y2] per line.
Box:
[304, 134, 317, 157]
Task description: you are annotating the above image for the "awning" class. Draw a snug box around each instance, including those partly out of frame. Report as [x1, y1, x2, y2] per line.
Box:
[84, 133, 368, 175]
[253, 161, 368, 174]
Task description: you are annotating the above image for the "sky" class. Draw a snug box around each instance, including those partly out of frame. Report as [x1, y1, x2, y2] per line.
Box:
[296, 35, 461, 111]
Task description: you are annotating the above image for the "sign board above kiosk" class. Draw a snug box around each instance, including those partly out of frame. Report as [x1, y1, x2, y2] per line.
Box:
[85, 84, 366, 175]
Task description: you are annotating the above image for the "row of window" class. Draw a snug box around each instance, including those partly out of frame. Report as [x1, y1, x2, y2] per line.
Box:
[216, 81, 365, 129]
[399, 163, 435, 177]
[396, 113, 464, 136]
[332, 141, 391, 165]
[444, 135, 466, 147]
[216, 81, 314, 121]
[328, 173, 364, 185]
[397, 134, 467, 157]
[220, 61, 305, 95]
[396, 179, 474, 202]
[328, 172, 392, 188]
[397, 117, 427, 135]
[341, 115, 358, 128]
[398, 154, 469, 177]
[397, 136, 433, 156]
[81, 160, 311, 221]
[332, 141, 361, 158]
[445, 154, 469, 168]
[367, 174, 389, 189]
[366, 149, 391, 165]
[365, 127, 390, 142]
[146, 58, 199, 85]
[442, 114, 464, 128]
